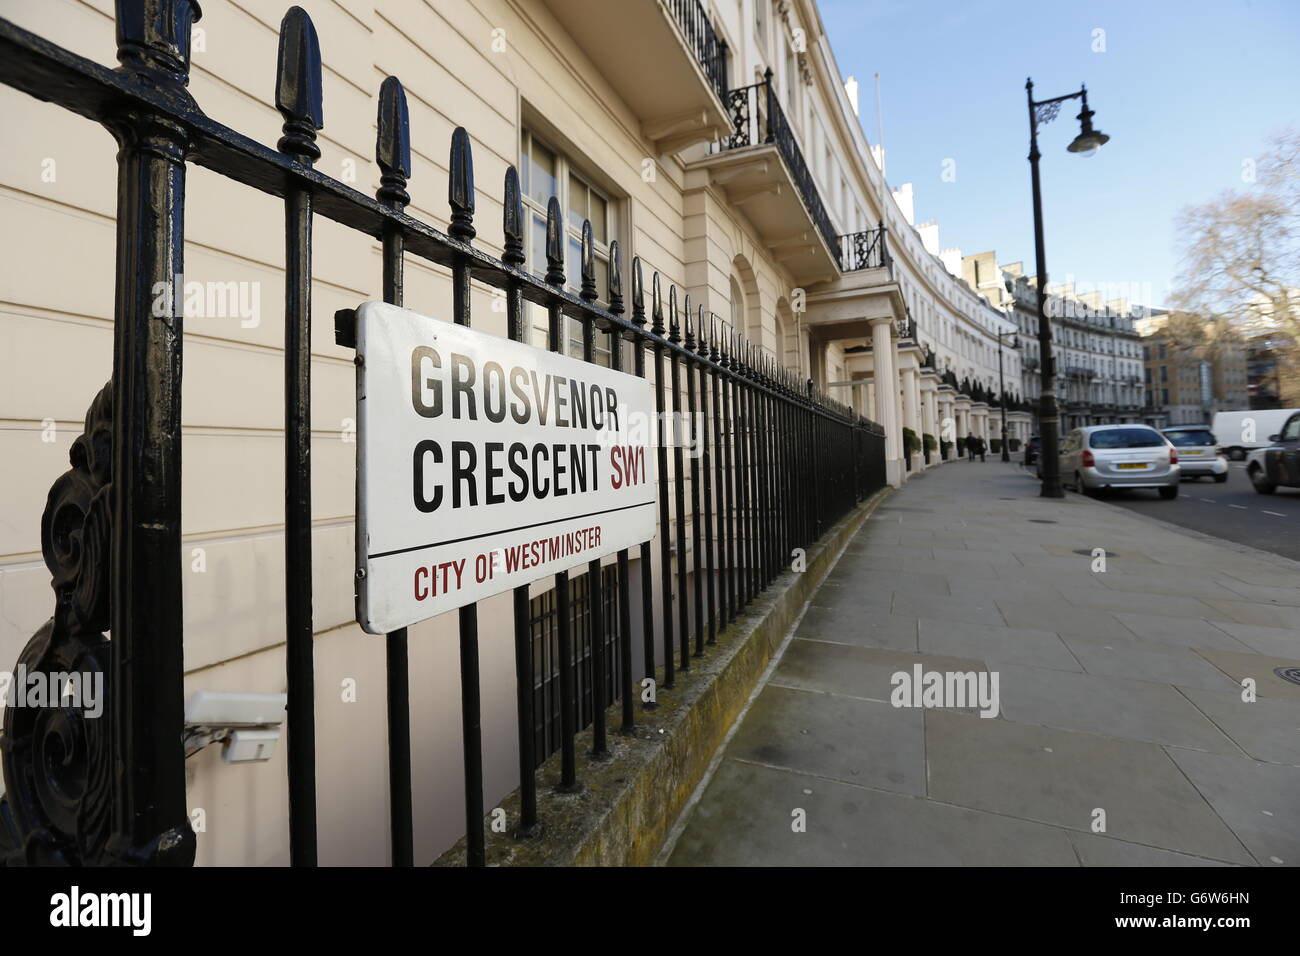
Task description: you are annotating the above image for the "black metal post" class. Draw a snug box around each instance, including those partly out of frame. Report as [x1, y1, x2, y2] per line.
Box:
[501, 166, 539, 835]
[276, 6, 321, 868]
[631, 261, 658, 705]
[669, 289, 690, 671]
[578, 221, 608, 758]
[105, 0, 200, 867]
[375, 75, 414, 868]
[998, 332, 1011, 462]
[720, 329, 736, 624]
[651, 275, 675, 690]
[685, 306, 704, 656]
[448, 127, 486, 868]
[702, 314, 718, 645]
[607, 243, 636, 734]
[543, 197, 580, 792]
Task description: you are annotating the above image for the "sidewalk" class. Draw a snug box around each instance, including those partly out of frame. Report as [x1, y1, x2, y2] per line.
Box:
[664, 459, 1300, 866]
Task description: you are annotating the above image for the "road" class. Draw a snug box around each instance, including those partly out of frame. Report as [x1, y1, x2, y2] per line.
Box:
[1026, 459, 1300, 561]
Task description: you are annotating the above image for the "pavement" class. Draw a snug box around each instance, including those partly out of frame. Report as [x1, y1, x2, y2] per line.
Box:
[663, 458, 1300, 866]
[1104, 460, 1300, 562]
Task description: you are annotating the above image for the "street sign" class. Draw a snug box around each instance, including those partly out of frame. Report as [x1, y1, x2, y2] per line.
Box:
[353, 301, 656, 634]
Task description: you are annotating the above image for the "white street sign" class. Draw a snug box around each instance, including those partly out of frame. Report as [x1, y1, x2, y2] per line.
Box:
[354, 301, 656, 634]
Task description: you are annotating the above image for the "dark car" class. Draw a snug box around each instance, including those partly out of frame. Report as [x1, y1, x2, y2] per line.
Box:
[1023, 435, 1041, 467]
[1246, 411, 1300, 494]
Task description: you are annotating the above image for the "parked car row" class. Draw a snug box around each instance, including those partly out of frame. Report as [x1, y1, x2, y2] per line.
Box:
[1028, 412, 1300, 498]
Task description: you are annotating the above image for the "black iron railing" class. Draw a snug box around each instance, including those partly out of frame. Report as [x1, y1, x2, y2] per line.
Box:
[665, 0, 728, 102]
[715, 71, 842, 268]
[0, 1, 887, 869]
[839, 223, 889, 272]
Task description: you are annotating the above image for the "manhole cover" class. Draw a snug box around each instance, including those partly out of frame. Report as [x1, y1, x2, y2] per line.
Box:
[1275, 667, 1300, 686]
[1029, 519, 1057, 524]
[1073, 549, 1118, 557]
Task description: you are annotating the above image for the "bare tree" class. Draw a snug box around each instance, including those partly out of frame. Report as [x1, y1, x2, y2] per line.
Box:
[1170, 129, 1300, 404]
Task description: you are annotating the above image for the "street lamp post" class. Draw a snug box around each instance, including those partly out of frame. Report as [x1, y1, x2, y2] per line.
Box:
[997, 330, 1020, 462]
[1025, 78, 1110, 498]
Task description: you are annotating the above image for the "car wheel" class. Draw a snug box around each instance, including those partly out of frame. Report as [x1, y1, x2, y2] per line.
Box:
[1249, 466, 1277, 495]
[1158, 486, 1178, 500]
[1228, 447, 1246, 461]
[1213, 473, 1228, 484]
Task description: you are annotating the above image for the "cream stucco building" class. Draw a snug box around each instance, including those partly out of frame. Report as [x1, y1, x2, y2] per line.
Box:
[2, 0, 1041, 864]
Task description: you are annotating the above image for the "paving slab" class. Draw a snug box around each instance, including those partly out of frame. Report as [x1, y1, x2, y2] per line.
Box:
[772, 638, 988, 705]
[667, 759, 1079, 867]
[1193, 649, 1300, 702]
[1210, 621, 1300, 658]
[724, 685, 925, 796]
[1067, 832, 1237, 867]
[1109, 611, 1255, 651]
[1165, 748, 1300, 866]
[918, 618, 1080, 672]
[994, 663, 1239, 753]
[1060, 633, 1244, 692]
[925, 711, 1253, 864]
[1177, 686, 1300, 766]
[796, 606, 919, 651]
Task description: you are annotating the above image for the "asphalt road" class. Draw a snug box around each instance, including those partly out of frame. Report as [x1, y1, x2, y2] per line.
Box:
[1030, 459, 1300, 561]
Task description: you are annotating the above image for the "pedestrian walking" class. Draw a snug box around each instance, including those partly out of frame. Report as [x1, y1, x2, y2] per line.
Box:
[966, 432, 977, 462]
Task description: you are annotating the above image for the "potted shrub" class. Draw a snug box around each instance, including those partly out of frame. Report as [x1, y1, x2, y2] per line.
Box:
[922, 432, 936, 465]
[903, 427, 919, 470]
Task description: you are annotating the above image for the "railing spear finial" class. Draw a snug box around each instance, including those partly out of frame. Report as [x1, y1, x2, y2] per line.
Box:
[376, 76, 411, 210]
[608, 240, 624, 316]
[449, 127, 476, 241]
[580, 220, 597, 301]
[275, 6, 323, 163]
[544, 196, 564, 286]
[503, 166, 525, 266]
[115, 0, 203, 90]
[651, 272, 665, 337]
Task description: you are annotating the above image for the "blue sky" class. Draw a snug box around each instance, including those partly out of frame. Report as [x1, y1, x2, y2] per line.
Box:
[818, 0, 1300, 308]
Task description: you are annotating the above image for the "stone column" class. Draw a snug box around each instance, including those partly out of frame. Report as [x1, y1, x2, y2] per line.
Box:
[869, 316, 902, 485]
[901, 366, 919, 437]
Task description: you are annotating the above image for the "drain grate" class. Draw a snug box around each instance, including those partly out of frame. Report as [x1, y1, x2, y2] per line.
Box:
[1074, 549, 1118, 557]
[1029, 519, 1057, 524]
[1276, 667, 1300, 686]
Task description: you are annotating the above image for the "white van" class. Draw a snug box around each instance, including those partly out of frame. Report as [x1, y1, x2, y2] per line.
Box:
[1211, 408, 1300, 460]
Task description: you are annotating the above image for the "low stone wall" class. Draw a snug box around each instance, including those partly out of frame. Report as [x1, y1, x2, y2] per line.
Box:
[435, 487, 892, 866]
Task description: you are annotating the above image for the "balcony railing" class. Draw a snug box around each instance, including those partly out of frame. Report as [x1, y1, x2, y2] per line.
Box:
[664, 0, 728, 102]
[838, 223, 889, 272]
[714, 71, 841, 267]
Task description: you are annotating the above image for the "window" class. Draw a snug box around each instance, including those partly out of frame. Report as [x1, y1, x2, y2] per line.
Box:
[520, 129, 619, 365]
[1089, 428, 1165, 449]
[730, 274, 747, 336]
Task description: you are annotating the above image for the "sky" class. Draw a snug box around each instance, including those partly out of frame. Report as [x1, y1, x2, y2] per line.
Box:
[817, 0, 1300, 310]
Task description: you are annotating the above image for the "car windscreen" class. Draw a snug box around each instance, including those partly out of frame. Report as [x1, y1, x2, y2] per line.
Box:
[1163, 430, 1216, 447]
[1088, 428, 1166, 449]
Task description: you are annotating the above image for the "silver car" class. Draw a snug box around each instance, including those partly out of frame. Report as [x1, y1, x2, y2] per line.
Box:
[1057, 425, 1181, 498]
[1161, 426, 1228, 482]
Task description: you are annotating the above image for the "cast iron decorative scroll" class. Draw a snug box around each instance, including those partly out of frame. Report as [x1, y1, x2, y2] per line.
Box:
[0, 385, 114, 866]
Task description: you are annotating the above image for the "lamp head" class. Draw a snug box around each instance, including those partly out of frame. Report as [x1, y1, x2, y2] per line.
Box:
[1067, 92, 1109, 155]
